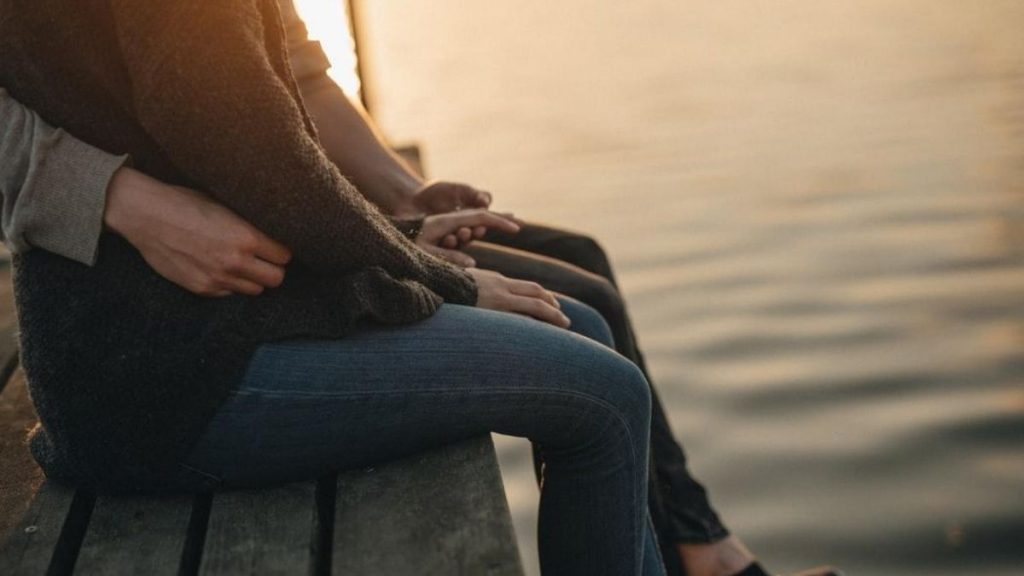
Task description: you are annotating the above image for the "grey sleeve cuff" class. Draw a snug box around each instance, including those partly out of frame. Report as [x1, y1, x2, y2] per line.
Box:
[15, 129, 129, 266]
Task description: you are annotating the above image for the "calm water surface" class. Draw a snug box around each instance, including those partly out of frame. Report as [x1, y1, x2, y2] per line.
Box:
[358, 2, 1023, 574]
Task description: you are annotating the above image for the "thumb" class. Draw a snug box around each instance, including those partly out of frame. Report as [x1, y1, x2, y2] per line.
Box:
[474, 189, 493, 207]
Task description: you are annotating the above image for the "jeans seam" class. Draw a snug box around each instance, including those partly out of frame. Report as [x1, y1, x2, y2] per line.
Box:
[178, 461, 223, 484]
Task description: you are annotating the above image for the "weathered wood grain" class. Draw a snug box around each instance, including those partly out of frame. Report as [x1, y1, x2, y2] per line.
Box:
[74, 494, 193, 575]
[199, 482, 318, 575]
[0, 323, 19, 395]
[0, 481, 83, 576]
[0, 368, 44, 544]
[0, 151, 524, 575]
[333, 435, 524, 576]
[0, 262, 18, 377]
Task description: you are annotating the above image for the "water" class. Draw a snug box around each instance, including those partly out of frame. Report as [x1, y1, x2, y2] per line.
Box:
[355, 1, 1024, 574]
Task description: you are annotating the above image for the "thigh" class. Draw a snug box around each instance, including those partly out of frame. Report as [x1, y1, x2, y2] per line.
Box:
[482, 222, 617, 283]
[466, 242, 636, 359]
[182, 302, 645, 487]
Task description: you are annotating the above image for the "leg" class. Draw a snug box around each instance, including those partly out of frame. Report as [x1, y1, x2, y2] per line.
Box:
[183, 301, 658, 576]
[482, 222, 618, 283]
[466, 241, 729, 542]
[468, 232, 730, 572]
[475, 228, 839, 576]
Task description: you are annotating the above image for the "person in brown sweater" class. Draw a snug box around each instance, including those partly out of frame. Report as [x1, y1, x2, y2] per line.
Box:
[0, 1, 676, 574]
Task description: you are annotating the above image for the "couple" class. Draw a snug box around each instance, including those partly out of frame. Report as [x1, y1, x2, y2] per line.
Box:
[0, 1, 835, 575]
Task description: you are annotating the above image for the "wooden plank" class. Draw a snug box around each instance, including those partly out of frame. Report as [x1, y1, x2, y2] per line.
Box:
[74, 494, 194, 575]
[0, 263, 18, 380]
[0, 369, 44, 543]
[199, 482, 318, 575]
[0, 324, 19, 395]
[333, 435, 524, 576]
[0, 481, 87, 576]
[393, 144, 424, 177]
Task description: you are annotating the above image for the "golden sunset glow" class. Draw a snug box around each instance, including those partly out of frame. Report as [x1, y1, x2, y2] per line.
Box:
[292, 0, 362, 97]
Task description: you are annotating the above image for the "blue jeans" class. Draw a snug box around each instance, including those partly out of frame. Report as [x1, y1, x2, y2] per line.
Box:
[474, 224, 731, 558]
[183, 298, 666, 576]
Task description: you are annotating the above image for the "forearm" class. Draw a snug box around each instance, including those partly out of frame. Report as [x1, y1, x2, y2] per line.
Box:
[280, 0, 422, 215]
[300, 79, 423, 215]
[111, 0, 474, 303]
[0, 88, 126, 265]
[283, 29, 492, 220]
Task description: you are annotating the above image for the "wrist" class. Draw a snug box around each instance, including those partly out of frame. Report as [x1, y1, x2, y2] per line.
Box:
[390, 215, 425, 242]
[103, 167, 152, 240]
[382, 172, 424, 217]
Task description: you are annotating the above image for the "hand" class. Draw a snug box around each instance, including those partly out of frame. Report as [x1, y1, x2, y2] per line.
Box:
[412, 181, 492, 215]
[104, 167, 292, 297]
[416, 210, 520, 267]
[467, 268, 570, 328]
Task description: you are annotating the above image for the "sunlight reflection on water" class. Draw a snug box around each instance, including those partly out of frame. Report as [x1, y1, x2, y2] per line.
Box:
[357, 2, 1024, 574]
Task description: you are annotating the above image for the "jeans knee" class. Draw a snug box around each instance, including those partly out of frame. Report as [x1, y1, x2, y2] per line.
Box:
[558, 297, 614, 348]
[574, 277, 626, 326]
[621, 362, 652, 433]
[569, 357, 651, 448]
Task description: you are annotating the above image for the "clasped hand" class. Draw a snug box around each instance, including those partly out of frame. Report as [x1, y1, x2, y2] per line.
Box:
[106, 171, 567, 327]
[414, 208, 520, 268]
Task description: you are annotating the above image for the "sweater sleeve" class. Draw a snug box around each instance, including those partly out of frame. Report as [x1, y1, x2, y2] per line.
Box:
[108, 0, 475, 305]
[0, 89, 128, 266]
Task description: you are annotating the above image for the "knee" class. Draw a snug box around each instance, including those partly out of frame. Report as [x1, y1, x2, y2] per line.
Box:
[557, 297, 614, 348]
[614, 363, 652, 436]
[617, 362, 652, 430]
[568, 355, 651, 446]
[570, 276, 626, 329]
[542, 233, 615, 280]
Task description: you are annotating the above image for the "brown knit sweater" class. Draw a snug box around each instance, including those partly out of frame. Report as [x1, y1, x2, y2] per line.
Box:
[0, 0, 476, 491]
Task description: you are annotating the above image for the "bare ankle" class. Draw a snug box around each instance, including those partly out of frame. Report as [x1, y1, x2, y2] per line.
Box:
[677, 536, 756, 576]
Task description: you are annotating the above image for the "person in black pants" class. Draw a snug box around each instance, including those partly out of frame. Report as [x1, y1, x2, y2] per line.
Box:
[467, 225, 727, 576]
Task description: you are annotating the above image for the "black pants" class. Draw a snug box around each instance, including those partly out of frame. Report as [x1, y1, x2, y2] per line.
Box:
[470, 223, 730, 575]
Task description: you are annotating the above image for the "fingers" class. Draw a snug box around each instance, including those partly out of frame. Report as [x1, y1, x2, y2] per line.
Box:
[443, 210, 520, 235]
[415, 182, 491, 213]
[496, 212, 524, 226]
[420, 210, 519, 247]
[507, 294, 570, 328]
[505, 279, 569, 327]
[220, 276, 267, 296]
[236, 257, 286, 289]
[509, 279, 561, 309]
[455, 185, 492, 209]
[443, 229, 474, 248]
[439, 225, 481, 253]
[451, 227, 485, 248]
[473, 189, 493, 208]
[197, 249, 286, 298]
[424, 245, 476, 268]
[250, 230, 292, 265]
[466, 268, 568, 327]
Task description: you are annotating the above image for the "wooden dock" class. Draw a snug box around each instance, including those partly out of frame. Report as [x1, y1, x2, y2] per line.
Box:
[0, 258, 524, 575]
